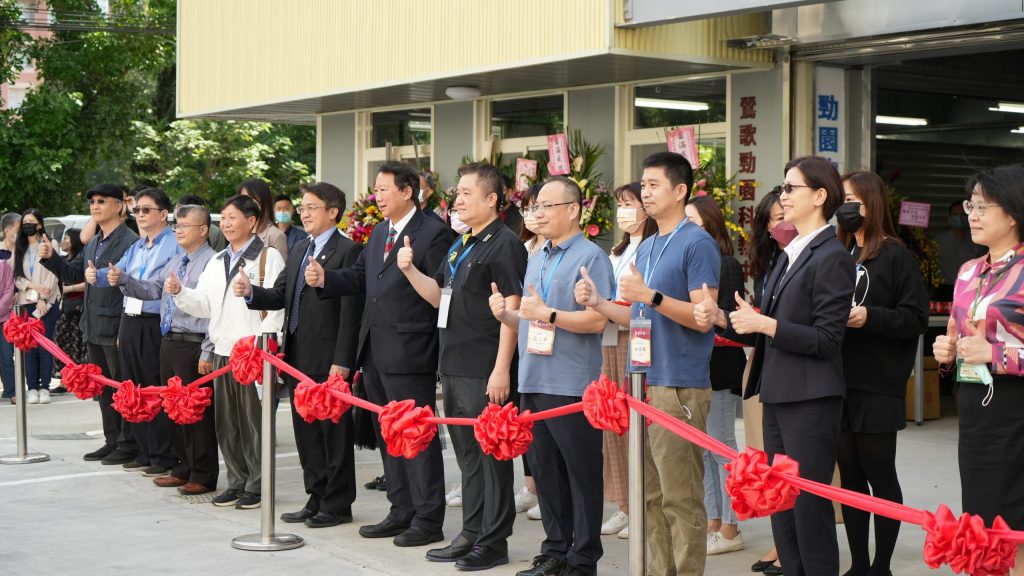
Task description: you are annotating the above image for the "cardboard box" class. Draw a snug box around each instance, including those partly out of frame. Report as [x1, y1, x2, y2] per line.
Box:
[906, 371, 940, 421]
[923, 356, 941, 372]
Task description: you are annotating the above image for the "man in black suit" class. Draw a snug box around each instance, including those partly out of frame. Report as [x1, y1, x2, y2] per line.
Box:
[236, 181, 363, 528]
[305, 161, 455, 548]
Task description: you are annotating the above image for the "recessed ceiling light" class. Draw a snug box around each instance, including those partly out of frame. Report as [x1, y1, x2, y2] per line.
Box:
[989, 102, 1024, 114]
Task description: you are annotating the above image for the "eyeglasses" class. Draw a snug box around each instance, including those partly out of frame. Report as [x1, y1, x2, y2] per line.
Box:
[780, 183, 816, 195]
[295, 204, 326, 215]
[87, 198, 122, 206]
[963, 200, 996, 216]
[521, 202, 574, 216]
[131, 206, 163, 215]
[171, 223, 206, 231]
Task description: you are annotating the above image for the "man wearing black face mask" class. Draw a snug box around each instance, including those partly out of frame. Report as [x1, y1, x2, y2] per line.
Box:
[937, 201, 985, 300]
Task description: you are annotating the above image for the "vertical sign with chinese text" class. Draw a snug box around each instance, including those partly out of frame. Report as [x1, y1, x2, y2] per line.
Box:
[546, 133, 571, 176]
[515, 157, 538, 191]
[666, 126, 700, 171]
[815, 66, 847, 171]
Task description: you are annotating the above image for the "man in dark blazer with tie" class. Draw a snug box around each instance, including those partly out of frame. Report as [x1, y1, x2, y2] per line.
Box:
[236, 181, 363, 528]
[305, 161, 456, 548]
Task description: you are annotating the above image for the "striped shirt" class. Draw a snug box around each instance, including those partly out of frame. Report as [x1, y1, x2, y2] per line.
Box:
[952, 246, 1024, 376]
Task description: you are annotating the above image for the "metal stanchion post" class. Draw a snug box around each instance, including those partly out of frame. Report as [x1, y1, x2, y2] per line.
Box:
[1, 305, 50, 465]
[232, 333, 303, 551]
[627, 371, 645, 576]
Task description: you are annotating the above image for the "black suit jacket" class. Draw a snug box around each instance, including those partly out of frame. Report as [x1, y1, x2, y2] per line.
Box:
[319, 209, 456, 375]
[744, 226, 855, 403]
[248, 229, 363, 377]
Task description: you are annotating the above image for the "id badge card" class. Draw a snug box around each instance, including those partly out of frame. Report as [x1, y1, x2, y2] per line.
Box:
[437, 288, 453, 329]
[629, 317, 652, 371]
[124, 297, 143, 315]
[956, 359, 992, 385]
[602, 321, 618, 347]
[24, 288, 39, 303]
[527, 320, 555, 355]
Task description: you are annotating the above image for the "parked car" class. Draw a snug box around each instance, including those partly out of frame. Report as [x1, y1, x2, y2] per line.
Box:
[44, 215, 92, 253]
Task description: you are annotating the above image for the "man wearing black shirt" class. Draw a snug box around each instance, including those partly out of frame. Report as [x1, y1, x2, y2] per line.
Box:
[400, 162, 527, 571]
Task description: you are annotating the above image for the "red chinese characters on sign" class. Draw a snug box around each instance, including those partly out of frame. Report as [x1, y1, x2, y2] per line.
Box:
[739, 152, 757, 174]
[739, 124, 757, 147]
[737, 206, 754, 229]
[666, 126, 700, 170]
[738, 179, 756, 202]
[740, 96, 757, 120]
[547, 133, 571, 176]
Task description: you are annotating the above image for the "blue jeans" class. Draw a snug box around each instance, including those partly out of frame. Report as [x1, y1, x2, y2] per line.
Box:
[0, 320, 14, 398]
[23, 303, 60, 391]
[703, 388, 739, 525]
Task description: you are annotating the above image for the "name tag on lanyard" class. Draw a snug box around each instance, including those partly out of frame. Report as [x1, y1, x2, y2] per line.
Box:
[527, 248, 566, 356]
[629, 317, 652, 370]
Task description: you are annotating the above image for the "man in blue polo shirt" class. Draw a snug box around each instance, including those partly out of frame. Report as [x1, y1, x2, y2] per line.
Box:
[576, 152, 720, 576]
[491, 176, 613, 576]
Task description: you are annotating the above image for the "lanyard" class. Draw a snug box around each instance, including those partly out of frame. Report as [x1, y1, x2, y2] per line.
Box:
[27, 244, 38, 277]
[446, 236, 476, 286]
[638, 219, 687, 315]
[539, 249, 567, 303]
[969, 248, 1024, 322]
[612, 242, 639, 299]
[135, 230, 168, 279]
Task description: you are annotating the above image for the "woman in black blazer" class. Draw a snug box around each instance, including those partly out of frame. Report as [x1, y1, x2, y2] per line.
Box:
[728, 156, 856, 576]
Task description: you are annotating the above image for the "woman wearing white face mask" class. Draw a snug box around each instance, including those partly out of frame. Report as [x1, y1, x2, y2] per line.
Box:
[519, 183, 545, 257]
[597, 181, 657, 539]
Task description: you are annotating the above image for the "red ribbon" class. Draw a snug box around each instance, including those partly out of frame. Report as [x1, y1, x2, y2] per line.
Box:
[923, 505, 1017, 576]
[581, 375, 630, 435]
[60, 363, 105, 400]
[294, 374, 353, 424]
[474, 403, 534, 461]
[229, 335, 262, 385]
[3, 312, 43, 351]
[725, 447, 801, 520]
[111, 380, 162, 423]
[379, 399, 437, 459]
[159, 376, 213, 425]
[713, 334, 748, 348]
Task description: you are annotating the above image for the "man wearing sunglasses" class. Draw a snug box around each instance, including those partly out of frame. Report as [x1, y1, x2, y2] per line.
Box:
[40, 184, 140, 464]
[91, 188, 183, 477]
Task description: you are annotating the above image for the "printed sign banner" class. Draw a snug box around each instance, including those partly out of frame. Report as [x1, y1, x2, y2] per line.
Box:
[546, 133, 571, 176]
[898, 200, 931, 228]
[667, 126, 700, 170]
[515, 158, 538, 191]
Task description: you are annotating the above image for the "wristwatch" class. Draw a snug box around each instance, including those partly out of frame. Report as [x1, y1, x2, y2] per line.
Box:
[650, 291, 664, 308]
[549, 309, 558, 324]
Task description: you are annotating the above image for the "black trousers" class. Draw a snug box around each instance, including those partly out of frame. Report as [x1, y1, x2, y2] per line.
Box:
[87, 341, 136, 455]
[159, 338, 219, 488]
[441, 373, 515, 552]
[285, 370, 356, 515]
[119, 315, 174, 468]
[362, 356, 445, 532]
[763, 397, 843, 576]
[523, 392, 604, 575]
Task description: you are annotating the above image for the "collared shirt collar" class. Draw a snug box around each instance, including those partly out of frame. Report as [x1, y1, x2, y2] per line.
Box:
[221, 234, 262, 268]
[469, 217, 505, 243]
[388, 205, 416, 236]
[144, 225, 172, 246]
[309, 227, 338, 258]
[783, 224, 831, 271]
[542, 230, 584, 255]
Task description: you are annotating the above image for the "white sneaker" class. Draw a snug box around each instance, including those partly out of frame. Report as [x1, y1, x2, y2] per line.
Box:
[446, 483, 462, 507]
[514, 486, 538, 513]
[601, 511, 629, 535]
[26, 389, 39, 404]
[617, 526, 629, 539]
[527, 504, 542, 520]
[38, 389, 50, 404]
[707, 531, 744, 555]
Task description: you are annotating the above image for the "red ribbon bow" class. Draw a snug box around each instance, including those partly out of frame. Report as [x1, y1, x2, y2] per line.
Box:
[474, 403, 534, 461]
[3, 312, 43, 351]
[923, 505, 1017, 576]
[582, 375, 630, 436]
[725, 447, 801, 520]
[379, 399, 437, 459]
[111, 380, 162, 423]
[294, 374, 352, 424]
[160, 376, 213, 425]
[60, 363, 105, 400]
[229, 335, 263, 385]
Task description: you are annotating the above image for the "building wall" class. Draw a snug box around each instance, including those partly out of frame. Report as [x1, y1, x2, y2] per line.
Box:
[433, 101, 475, 187]
[567, 87, 616, 184]
[318, 113, 357, 199]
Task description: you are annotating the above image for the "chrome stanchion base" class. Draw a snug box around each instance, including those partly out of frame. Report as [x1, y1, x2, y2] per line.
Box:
[0, 453, 49, 464]
[231, 533, 304, 551]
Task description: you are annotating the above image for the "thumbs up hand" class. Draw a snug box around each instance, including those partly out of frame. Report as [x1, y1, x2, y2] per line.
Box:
[729, 291, 764, 335]
[165, 269, 182, 295]
[488, 282, 507, 322]
[519, 284, 552, 322]
[933, 317, 958, 363]
[233, 266, 252, 298]
[85, 260, 98, 285]
[106, 262, 122, 286]
[574, 266, 603, 308]
[397, 236, 414, 272]
[38, 234, 53, 259]
[955, 319, 992, 365]
[305, 256, 325, 288]
[618, 262, 653, 305]
[693, 283, 719, 331]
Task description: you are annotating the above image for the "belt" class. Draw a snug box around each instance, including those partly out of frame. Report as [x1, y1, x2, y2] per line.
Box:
[163, 332, 206, 343]
[124, 312, 160, 318]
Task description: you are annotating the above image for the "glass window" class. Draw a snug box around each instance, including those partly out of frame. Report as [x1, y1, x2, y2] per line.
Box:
[491, 95, 564, 139]
[634, 78, 727, 129]
[5, 86, 27, 110]
[630, 138, 725, 178]
[371, 108, 432, 147]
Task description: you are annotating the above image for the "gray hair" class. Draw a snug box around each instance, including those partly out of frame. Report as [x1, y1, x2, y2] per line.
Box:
[1, 212, 21, 236]
[175, 204, 211, 228]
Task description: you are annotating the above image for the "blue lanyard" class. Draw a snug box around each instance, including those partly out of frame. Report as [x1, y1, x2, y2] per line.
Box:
[27, 244, 38, 277]
[135, 230, 168, 279]
[446, 236, 476, 285]
[611, 242, 638, 299]
[539, 249, 567, 303]
[638, 219, 687, 315]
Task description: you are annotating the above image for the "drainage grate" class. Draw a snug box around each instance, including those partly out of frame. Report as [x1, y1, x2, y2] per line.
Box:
[180, 492, 216, 505]
[33, 433, 94, 440]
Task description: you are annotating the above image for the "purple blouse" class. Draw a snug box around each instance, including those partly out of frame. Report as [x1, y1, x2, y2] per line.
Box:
[951, 246, 1024, 376]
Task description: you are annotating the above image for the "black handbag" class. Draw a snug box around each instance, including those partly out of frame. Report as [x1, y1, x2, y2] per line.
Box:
[62, 298, 83, 314]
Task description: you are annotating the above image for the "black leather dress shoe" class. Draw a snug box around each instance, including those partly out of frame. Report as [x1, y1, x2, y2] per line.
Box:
[516, 554, 566, 576]
[394, 526, 444, 547]
[358, 518, 411, 538]
[455, 546, 509, 571]
[364, 475, 385, 490]
[426, 533, 475, 562]
[305, 510, 353, 528]
[763, 563, 783, 576]
[280, 506, 317, 523]
[83, 445, 114, 461]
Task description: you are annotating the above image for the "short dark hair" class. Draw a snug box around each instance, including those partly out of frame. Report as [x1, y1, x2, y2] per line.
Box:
[273, 194, 293, 205]
[783, 156, 844, 220]
[238, 178, 273, 226]
[642, 151, 695, 203]
[966, 164, 1024, 242]
[377, 161, 419, 201]
[221, 194, 262, 221]
[543, 176, 583, 208]
[175, 204, 212, 228]
[134, 187, 172, 212]
[299, 182, 347, 223]
[457, 162, 504, 214]
[176, 194, 206, 207]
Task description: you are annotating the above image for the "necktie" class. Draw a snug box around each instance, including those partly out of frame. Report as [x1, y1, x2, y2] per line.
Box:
[289, 240, 316, 334]
[161, 254, 189, 335]
[383, 225, 397, 261]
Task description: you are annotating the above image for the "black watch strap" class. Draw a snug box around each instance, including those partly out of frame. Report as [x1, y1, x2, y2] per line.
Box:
[651, 291, 664, 308]
[549, 310, 558, 324]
